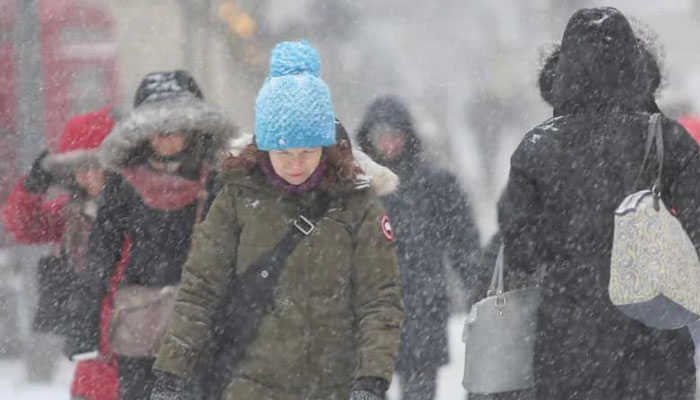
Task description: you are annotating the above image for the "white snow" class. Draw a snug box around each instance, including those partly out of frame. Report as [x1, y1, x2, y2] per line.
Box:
[538, 119, 562, 132]
[0, 315, 469, 399]
[0, 358, 74, 400]
[588, 11, 613, 26]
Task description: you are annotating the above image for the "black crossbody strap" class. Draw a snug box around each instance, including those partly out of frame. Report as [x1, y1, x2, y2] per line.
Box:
[247, 192, 331, 285]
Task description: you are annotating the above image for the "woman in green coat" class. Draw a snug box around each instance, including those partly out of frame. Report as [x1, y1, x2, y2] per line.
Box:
[150, 40, 404, 400]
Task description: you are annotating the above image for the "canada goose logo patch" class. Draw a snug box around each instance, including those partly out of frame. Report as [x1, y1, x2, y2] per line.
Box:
[381, 215, 395, 241]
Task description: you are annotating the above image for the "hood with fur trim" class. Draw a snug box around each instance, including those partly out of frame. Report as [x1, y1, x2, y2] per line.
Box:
[99, 96, 237, 170]
[228, 132, 399, 196]
[43, 150, 102, 180]
[42, 107, 116, 179]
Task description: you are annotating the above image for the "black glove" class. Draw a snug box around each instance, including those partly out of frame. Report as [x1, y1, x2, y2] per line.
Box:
[23, 150, 53, 193]
[62, 331, 99, 361]
[350, 390, 383, 400]
[150, 371, 187, 400]
[350, 376, 388, 400]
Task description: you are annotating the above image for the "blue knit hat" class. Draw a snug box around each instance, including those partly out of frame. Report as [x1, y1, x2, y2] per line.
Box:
[255, 40, 336, 151]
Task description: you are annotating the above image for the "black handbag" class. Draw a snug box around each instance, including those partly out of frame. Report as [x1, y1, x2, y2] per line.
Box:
[33, 254, 77, 335]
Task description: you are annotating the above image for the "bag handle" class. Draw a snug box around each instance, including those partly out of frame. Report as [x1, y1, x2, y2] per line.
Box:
[488, 245, 505, 296]
[487, 244, 546, 300]
[633, 113, 664, 194]
[652, 114, 664, 193]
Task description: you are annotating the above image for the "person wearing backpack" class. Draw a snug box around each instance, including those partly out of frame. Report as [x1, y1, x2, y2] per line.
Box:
[66, 70, 235, 400]
[498, 7, 697, 399]
[149, 40, 404, 400]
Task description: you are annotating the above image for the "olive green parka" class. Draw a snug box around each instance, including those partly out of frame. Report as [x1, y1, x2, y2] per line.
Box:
[154, 163, 403, 400]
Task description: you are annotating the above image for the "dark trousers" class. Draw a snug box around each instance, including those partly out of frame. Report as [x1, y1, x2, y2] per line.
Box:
[398, 368, 438, 400]
[118, 356, 156, 400]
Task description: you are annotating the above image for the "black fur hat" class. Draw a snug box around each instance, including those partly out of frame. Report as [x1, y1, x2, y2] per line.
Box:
[133, 70, 204, 108]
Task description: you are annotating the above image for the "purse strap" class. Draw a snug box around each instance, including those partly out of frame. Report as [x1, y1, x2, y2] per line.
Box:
[487, 244, 547, 298]
[633, 113, 664, 194]
[488, 245, 505, 296]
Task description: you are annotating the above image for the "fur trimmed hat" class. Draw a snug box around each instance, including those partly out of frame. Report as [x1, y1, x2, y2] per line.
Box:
[99, 70, 237, 170]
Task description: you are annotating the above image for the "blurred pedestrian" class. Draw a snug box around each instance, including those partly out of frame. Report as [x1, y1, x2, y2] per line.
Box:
[1, 107, 122, 400]
[66, 70, 235, 400]
[149, 40, 403, 400]
[356, 96, 480, 400]
[498, 7, 696, 399]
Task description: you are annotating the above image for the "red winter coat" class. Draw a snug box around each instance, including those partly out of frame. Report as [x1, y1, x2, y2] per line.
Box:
[1, 107, 123, 400]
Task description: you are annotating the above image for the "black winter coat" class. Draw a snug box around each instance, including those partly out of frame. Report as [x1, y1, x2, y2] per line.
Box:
[68, 171, 202, 353]
[499, 112, 698, 399]
[357, 96, 480, 373]
[63, 83, 233, 360]
[499, 10, 697, 398]
[387, 162, 479, 372]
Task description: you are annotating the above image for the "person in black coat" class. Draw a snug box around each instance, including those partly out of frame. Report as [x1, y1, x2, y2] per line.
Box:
[357, 96, 480, 400]
[66, 71, 236, 400]
[498, 7, 697, 399]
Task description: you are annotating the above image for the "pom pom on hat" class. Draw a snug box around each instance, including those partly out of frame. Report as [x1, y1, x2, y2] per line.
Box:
[255, 40, 335, 151]
[269, 40, 321, 78]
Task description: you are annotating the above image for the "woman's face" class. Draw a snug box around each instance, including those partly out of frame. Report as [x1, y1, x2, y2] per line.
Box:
[74, 167, 105, 198]
[150, 133, 187, 157]
[268, 147, 323, 185]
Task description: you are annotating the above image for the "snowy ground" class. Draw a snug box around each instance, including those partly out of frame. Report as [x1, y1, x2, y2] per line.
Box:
[0, 357, 74, 400]
[0, 314, 469, 400]
[387, 314, 468, 400]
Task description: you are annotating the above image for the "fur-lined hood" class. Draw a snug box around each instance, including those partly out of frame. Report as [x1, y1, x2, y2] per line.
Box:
[42, 150, 101, 181]
[228, 132, 399, 196]
[99, 96, 237, 170]
[40, 107, 116, 182]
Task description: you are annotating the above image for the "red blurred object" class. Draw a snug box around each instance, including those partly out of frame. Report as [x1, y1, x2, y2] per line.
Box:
[71, 358, 120, 400]
[679, 116, 700, 146]
[58, 106, 115, 154]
